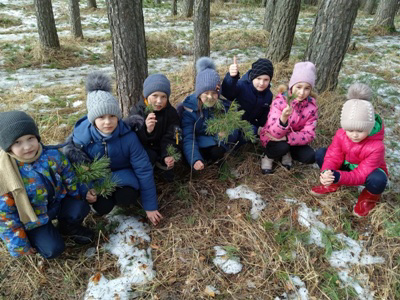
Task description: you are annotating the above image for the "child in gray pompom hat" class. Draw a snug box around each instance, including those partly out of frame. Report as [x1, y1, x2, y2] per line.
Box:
[65, 72, 162, 226]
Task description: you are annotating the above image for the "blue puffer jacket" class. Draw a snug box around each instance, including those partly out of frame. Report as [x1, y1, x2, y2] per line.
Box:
[70, 116, 157, 211]
[181, 94, 238, 166]
[221, 70, 273, 129]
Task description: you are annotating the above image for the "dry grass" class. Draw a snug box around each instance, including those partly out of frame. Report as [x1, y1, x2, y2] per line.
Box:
[1, 4, 399, 300]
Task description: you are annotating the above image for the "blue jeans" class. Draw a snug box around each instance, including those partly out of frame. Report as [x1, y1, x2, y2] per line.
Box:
[315, 148, 387, 194]
[26, 197, 90, 259]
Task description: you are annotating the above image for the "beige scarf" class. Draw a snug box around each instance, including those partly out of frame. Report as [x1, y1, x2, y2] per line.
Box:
[0, 144, 43, 224]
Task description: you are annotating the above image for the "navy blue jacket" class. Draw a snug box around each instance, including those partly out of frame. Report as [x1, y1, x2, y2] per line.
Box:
[68, 116, 158, 211]
[221, 70, 273, 128]
[181, 94, 238, 166]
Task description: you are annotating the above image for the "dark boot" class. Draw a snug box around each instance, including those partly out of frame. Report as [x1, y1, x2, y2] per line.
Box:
[58, 222, 94, 245]
[353, 188, 381, 217]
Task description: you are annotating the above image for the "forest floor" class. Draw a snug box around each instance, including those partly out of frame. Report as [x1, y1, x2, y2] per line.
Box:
[0, 1, 400, 299]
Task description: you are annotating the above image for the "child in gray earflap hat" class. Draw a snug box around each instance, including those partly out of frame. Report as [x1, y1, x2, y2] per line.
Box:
[0, 110, 93, 258]
[125, 73, 181, 182]
[64, 72, 163, 225]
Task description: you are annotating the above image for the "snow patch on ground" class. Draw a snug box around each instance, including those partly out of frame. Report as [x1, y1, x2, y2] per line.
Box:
[295, 201, 384, 300]
[226, 185, 266, 219]
[274, 275, 309, 300]
[84, 214, 155, 300]
[212, 246, 243, 274]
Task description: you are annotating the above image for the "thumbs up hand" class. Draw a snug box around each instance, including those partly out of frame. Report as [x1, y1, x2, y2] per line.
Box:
[229, 55, 239, 77]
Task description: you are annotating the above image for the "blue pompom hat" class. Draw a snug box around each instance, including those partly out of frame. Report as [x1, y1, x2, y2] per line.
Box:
[195, 57, 221, 98]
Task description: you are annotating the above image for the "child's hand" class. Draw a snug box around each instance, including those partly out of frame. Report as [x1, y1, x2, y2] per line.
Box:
[218, 131, 226, 138]
[145, 113, 157, 133]
[146, 210, 163, 225]
[164, 156, 175, 169]
[23, 247, 36, 256]
[86, 189, 97, 203]
[229, 56, 239, 77]
[265, 132, 287, 142]
[320, 170, 335, 186]
[193, 160, 204, 171]
[280, 104, 293, 124]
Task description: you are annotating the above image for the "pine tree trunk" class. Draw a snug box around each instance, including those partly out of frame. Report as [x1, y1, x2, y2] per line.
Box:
[69, 0, 83, 39]
[364, 0, 377, 14]
[265, 0, 300, 62]
[263, 0, 276, 31]
[34, 0, 60, 49]
[154, 0, 161, 4]
[183, 0, 194, 17]
[87, 0, 97, 9]
[193, 0, 210, 66]
[374, 0, 398, 31]
[305, 0, 358, 92]
[106, 0, 148, 116]
[261, 0, 267, 7]
[172, 0, 178, 15]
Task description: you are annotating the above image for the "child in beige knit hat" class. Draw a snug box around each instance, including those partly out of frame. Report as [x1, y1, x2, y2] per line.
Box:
[311, 83, 388, 217]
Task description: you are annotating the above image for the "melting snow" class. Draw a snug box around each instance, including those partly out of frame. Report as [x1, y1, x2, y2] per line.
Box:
[226, 185, 266, 219]
[212, 246, 243, 274]
[84, 214, 155, 300]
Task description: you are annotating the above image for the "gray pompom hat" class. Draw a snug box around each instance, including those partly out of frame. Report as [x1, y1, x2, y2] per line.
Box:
[86, 72, 122, 124]
[143, 74, 171, 99]
[195, 57, 221, 98]
[0, 110, 40, 151]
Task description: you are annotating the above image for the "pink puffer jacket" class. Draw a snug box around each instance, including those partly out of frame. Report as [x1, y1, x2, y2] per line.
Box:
[260, 93, 318, 147]
[322, 117, 388, 186]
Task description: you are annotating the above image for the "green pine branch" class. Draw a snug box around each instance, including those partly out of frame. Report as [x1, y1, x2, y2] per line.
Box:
[166, 144, 181, 162]
[145, 103, 155, 114]
[205, 100, 256, 143]
[73, 156, 118, 197]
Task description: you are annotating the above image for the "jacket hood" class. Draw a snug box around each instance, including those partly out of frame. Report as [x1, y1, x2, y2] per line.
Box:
[367, 114, 384, 141]
[73, 115, 132, 146]
[183, 94, 200, 112]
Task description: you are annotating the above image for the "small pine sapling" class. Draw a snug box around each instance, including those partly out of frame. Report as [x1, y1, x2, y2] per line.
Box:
[166, 144, 181, 162]
[73, 156, 118, 197]
[205, 100, 256, 143]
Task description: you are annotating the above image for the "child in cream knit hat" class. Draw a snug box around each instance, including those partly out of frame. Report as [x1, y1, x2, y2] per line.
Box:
[311, 83, 388, 217]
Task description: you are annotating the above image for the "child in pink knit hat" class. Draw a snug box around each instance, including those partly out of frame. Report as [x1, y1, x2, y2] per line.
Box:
[311, 83, 388, 217]
[259, 61, 318, 174]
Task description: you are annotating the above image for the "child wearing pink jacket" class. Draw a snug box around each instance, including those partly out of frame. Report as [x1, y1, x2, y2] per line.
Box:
[259, 62, 318, 174]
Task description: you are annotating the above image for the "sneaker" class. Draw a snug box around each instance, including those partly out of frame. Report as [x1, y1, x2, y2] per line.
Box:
[310, 183, 340, 196]
[261, 155, 274, 174]
[281, 153, 292, 170]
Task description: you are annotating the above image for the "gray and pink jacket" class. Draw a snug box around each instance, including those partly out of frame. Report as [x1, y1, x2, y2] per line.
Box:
[260, 93, 318, 147]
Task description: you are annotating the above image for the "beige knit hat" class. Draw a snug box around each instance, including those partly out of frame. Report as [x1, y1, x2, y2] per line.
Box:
[340, 83, 375, 133]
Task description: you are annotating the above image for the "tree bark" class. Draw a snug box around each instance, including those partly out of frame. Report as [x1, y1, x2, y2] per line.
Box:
[193, 0, 210, 67]
[87, 0, 97, 9]
[265, 0, 301, 62]
[364, 0, 377, 14]
[374, 0, 398, 31]
[263, 0, 276, 31]
[172, 0, 178, 15]
[154, 0, 161, 4]
[262, 0, 267, 7]
[106, 0, 148, 116]
[34, 0, 60, 49]
[183, 0, 194, 17]
[305, 0, 358, 92]
[69, 0, 83, 39]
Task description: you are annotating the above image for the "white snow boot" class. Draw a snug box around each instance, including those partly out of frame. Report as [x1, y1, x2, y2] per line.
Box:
[261, 155, 274, 174]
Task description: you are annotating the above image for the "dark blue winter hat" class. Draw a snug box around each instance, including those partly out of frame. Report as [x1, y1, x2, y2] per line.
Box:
[249, 58, 274, 81]
[0, 110, 40, 151]
[195, 57, 221, 98]
[86, 72, 122, 124]
[143, 74, 171, 99]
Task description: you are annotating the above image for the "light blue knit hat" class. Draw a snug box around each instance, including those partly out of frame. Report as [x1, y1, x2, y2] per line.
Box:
[86, 72, 122, 124]
[143, 74, 171, 98]
[195, 57, 220, 98]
